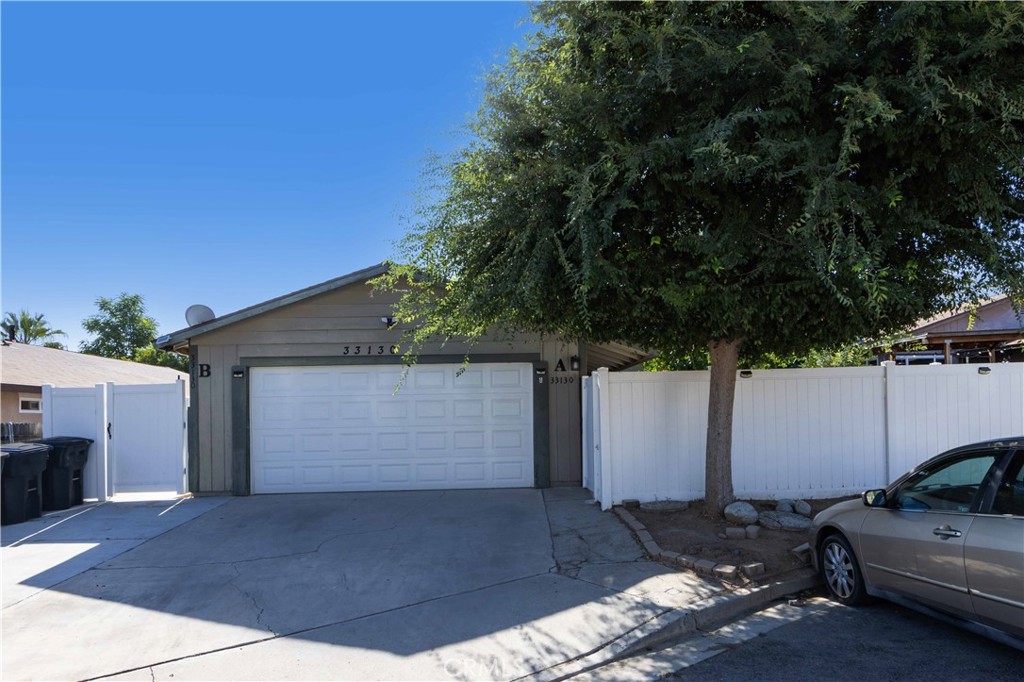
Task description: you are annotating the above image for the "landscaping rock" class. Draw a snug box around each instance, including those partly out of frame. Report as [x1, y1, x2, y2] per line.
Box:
[725, 526, 747, 540]
[741, 562, 766, 578]
[776, 499, 795, 513]
[791, 542, 812, 564]
[758, 510, 812, 532]
[714, 564, 739, 580]
[694, 558, 718, 574]
[745, 524, 761, 540]
[675, 555, 696, 569]
[639, 500, 689, 513]
[724, 501, 758, 525]
[794, 499, 813, 517]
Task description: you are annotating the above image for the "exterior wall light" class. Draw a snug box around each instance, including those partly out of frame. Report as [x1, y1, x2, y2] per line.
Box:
[570, 355, 580, 371]
[381, 316, 395, 327]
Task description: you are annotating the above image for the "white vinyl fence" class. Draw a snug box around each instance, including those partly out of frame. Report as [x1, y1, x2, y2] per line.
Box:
[41, 380, 188, 501]
[583, 363, 1024, 509]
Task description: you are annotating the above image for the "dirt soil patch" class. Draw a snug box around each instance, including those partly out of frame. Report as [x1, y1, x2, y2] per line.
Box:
[633, 497, 857, 581]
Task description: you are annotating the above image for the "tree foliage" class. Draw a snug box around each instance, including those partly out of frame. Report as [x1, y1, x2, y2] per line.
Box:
[379, 2, 1024, 514]
[133, 345, 190, 373]
[3, 310, 66, 344]
[80, 293, 187, 371]
[645, 331, 921, 370]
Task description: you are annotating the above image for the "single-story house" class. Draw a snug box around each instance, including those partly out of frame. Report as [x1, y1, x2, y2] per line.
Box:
[156, 263, 648, 496]
[0, 341, 187, 442]
[881, 294, 1024, 365]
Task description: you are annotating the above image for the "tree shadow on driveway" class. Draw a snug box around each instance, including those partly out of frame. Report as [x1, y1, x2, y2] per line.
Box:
[2, 489, 722, 681]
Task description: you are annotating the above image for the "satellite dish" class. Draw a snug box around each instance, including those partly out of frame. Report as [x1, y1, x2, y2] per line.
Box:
[185, 304, 216, 327]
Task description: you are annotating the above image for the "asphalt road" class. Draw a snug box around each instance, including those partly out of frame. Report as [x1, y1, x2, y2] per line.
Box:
[661, 592, 1023, 682]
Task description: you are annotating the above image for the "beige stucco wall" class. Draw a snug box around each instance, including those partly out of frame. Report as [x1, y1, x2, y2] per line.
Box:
[1, 389, 43, 432]
[188, 282, 581, 493]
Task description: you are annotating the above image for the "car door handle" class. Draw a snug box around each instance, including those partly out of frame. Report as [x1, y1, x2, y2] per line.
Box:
[933, 525, 962, 539]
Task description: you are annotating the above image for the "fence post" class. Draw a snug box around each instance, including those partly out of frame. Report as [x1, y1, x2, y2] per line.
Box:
[41, 384, 55, 438]
[881, 361, 896, 484]
[581, 377, 592, 491]
[177, 378, 188, 495]
[99, 383, 113, 501]
[596, 367, 613, 509]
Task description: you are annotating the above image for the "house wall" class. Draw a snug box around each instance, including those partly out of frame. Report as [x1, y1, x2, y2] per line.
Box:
[1, 389, 43, 431]
[188, 283, 581, 494]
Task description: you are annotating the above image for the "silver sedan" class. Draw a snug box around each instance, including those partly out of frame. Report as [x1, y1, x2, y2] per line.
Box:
[810, 437, 1024, 651]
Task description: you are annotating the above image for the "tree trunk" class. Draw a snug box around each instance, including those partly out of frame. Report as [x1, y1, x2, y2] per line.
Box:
[704, 338, 743, 518]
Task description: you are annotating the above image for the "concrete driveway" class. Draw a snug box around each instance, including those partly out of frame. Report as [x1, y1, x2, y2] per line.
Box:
[1, 489, 722, 681]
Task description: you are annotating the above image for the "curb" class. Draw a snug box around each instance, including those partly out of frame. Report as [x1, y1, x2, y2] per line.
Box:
[611, 505, 821, 655]
[531, 568, 820, 682]
[614, 567, 821, 659]
[530, 508, 822, 681]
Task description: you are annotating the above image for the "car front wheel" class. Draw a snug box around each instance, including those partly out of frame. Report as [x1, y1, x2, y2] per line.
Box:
[820, 533, 868, 606]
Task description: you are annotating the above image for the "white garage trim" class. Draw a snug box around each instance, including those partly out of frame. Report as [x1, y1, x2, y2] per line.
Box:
[249, 363, 535, 493]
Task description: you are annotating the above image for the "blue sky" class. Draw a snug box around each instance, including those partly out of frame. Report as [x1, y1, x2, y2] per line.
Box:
[2, 1, 532, 349]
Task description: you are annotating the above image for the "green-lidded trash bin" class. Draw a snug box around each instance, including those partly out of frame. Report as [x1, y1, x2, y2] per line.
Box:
[33, 437, 94, 511]
[1, 442, 51, 525]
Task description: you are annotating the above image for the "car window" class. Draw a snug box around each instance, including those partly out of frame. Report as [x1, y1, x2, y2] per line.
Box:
[896, 453, 998, 513]
[991, 452, 1024, 516]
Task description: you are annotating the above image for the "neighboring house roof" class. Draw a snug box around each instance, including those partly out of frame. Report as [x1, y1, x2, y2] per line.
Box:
[156, 262, 650, 371]
[913, 294, 1022, 335]
[0, 342, 186, 392]
[883, 294, 1024, 361]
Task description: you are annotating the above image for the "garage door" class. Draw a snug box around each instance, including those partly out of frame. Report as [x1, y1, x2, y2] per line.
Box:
[250, 363, 535, 493]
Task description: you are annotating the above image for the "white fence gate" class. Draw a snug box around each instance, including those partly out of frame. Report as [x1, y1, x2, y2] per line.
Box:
[583, 363, 1024, 509]
[41, 380, 188, 501]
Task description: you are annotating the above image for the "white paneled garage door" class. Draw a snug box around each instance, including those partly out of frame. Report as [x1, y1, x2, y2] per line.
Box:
[250, 363, 535, 493]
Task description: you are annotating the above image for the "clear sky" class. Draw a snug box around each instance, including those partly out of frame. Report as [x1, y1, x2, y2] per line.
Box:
[2, 1, 533, 350]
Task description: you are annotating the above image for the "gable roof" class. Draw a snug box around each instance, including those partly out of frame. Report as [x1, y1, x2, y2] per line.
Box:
[154, 262, 650, 371]
[156, 263, 390, 351]
[1, 342, 186, 392]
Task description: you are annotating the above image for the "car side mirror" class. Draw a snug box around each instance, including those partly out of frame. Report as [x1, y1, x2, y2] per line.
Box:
[863, 489, 888, 507]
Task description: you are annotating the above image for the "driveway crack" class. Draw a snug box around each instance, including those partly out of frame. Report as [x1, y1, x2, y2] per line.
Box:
[227, 565, 273, 635]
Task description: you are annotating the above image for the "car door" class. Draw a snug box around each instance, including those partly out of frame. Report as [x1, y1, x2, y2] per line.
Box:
[964, 450, 1024, 638]
[859, 450, 1002, 620]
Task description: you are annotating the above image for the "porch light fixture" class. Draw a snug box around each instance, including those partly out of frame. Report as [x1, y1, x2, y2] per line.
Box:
[978, 366, 991, 375]
[381, 316, 395, 327]
[232, 369, 245, 378]
[739, 370, 753, 378]
[570, 355, 580, 371]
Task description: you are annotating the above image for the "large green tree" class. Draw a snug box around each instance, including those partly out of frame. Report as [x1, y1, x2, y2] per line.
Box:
[3, 310, 66, 344]
[379, 2, 1024, 516]
[80, 293, 188, 372]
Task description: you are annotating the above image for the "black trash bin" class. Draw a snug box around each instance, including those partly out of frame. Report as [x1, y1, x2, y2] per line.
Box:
[33, 437, 94, 511]
[1, 442, 51, 525]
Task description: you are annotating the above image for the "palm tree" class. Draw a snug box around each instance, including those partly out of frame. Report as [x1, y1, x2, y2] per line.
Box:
[3, 310, 66, 344]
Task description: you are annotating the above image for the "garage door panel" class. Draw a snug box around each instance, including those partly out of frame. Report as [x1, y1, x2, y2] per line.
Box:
[413, 369, 447, 389]
[492, 398, 524, 418]
[251, 363, 534, 493]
